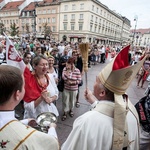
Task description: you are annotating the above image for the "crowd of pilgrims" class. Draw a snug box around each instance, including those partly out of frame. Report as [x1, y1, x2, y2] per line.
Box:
[0, 38, 150, 120]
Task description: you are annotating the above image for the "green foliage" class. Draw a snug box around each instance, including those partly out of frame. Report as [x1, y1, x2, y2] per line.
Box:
[0, 23, 6, 35]
[25, 23, 30, 34]
[10, 23, 19, 36]
[42, 22, 51, 39]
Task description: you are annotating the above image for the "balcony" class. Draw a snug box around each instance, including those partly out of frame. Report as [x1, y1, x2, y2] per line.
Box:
[70, 19, 75, 22]
[78, 19, 83, 23]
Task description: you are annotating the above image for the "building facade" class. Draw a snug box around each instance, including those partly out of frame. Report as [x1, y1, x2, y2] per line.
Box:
[59, 0, 131, 45]
[0, 0, 131, 45]
[36, 0, 60, 40]
[20, 2, 36, 38]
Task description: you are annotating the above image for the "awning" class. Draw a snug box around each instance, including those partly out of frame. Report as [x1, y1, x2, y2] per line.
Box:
[68, 35, 86, 38]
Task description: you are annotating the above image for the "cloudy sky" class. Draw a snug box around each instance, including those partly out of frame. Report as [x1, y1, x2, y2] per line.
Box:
[99, 0, 150, 29]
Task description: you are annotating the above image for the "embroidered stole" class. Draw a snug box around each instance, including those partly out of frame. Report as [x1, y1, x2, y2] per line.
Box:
[0, 120, 36, 149]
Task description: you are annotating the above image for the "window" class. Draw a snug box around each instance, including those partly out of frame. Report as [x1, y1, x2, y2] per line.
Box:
[92, 5, 94, 11]
[64, 5, 68, 11]
[95, 17, 98, 23]
[31, 19, 34, 24]
[90, 24, 93, 31]
[52, 17, 56, 23]
[71, 14, 75, 20]
[99, 18, 101, 24]
[64, 23, 67, 30]
[39, 26, 42, 32]
[72, 4, 76, 10]
[48, 18, 50, 23]
[64, 15, 67, 20]
[98, 26, 101, 33]
[71, 24, 75, 30]
[43, 10, 46, 14]
[27, 12, 29, 16]
[80, 3, 84, 10]
[38, 10, 41, 14]
[79, 14, 83, 19]
[52, 9, 56, 13]
[38, 18, 41, 24]
[16, 19, 18, 24]
[96, 7, 99, 13]
[79, 23, 83, 30]
[91, 15, 93, 21]
[52, 26, 56, 32]
[104, 12, 106, 17]
[22, 12, 25, 17]
[94, 25, 97, 32]
[47, 9, 51, 13]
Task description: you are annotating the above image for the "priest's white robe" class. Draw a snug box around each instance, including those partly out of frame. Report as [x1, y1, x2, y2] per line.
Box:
[62, 101, 139, 150]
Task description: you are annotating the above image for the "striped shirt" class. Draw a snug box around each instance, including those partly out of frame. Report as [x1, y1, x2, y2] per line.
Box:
[62, 67, 81, 91]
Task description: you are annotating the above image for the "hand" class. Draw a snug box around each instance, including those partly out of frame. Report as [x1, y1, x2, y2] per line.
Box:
[41, 90, 48, 100]
[50, 123, 57, 128]
[44, 97, 53, 104]
[28, 119, 37, 127]
[84, 88, 97, 104]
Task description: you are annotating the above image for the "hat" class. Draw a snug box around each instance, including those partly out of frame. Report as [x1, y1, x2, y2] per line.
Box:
[99, 45, 146, 95]
[98, 45, 146, 149]
[67, 57, 76, 64]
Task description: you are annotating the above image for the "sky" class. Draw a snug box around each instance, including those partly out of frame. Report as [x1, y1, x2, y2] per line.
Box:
[99, 0, 150, 29]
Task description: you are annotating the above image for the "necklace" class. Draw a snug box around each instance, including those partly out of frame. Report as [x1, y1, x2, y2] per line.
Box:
[35, 74, 49, 90]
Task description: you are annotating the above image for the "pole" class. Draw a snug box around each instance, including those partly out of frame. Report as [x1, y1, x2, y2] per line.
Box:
[132, 15, 138, 48]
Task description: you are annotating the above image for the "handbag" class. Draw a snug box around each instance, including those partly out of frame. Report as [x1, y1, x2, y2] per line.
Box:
[78, 79, 83, 87]
[135, 95, 150, 133]
[57, 79, 64, 92]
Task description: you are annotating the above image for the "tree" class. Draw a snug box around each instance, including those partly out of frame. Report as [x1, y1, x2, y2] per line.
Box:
[10, 23, 19, 36]
[0, 23, 6, 35]
[42, 22, 52, 39]
[25, 23, 30, 34]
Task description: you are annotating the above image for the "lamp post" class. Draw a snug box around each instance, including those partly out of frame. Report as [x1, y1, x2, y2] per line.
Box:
[132, 15, 138, 48]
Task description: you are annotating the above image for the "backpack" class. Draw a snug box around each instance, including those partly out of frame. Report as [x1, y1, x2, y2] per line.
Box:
[135, 95, 150, 133]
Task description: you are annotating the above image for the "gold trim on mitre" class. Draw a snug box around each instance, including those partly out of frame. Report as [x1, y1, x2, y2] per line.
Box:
[98, 45, 146, 150]
[98, 46, 146, 95]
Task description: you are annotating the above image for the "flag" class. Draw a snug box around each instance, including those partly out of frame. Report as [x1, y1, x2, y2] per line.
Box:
[4, 33, 26, 72]
[4, 33, 42, 102]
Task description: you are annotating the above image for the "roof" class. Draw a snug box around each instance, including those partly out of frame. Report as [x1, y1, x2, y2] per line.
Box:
[130, 28, 150, 35]
[38, 0, 59, 5]
[1, 1, 24, 11]
[23, 2, 36, 11]
[0, 0, 3, 3]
